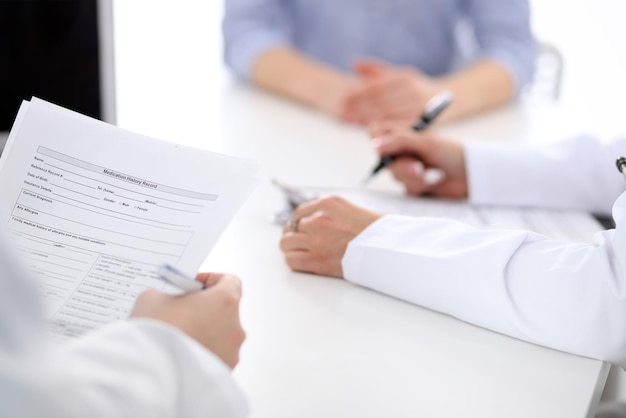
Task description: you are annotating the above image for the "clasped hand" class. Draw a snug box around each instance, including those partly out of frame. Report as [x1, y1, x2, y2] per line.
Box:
[338, 60, 447, 125]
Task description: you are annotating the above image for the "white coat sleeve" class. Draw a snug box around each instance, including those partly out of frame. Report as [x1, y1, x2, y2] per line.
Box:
[2, 319, 249, 418]
[342, 136, 626, 366]
[466, 134, 626, 214]
[0, 232, 248, 418]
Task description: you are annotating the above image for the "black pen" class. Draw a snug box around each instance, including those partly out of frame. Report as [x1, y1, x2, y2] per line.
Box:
[363, 91, 454, 184]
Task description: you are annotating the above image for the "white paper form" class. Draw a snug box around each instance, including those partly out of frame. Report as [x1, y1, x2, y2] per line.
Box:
[306, 188, 604, 243]
[0, 99, 259, 340]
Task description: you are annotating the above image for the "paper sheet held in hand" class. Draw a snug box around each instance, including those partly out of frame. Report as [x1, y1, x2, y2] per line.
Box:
[0, 99, 259, 341]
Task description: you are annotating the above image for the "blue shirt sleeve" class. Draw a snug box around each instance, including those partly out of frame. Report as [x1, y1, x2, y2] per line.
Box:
[465, 0, 536, 92]
[222, 0, 292, 79]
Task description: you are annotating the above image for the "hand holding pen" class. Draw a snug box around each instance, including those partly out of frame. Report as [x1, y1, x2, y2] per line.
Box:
[132, 266, 245, 368]
[158, 264, 208, 292]
[364, 93, 470, 198]
[363, 91, 453, 185]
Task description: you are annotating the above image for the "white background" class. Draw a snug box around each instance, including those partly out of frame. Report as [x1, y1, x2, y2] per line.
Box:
[113, 0, 626, 142]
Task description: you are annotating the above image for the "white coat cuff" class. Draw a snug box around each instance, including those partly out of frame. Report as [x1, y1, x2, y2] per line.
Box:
[343, 215, 425, 284]
[465, 141, 511, 206]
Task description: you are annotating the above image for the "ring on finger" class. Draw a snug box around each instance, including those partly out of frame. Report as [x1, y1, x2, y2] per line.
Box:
[289, 215, 301, 232]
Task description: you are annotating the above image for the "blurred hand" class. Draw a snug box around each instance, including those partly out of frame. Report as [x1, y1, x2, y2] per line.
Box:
[280, 196, 382, 277]
[322, 78, 363, 122]
[131, 273, 245, 369]
[342, 59, 444, 125]
[370, 124, 468, 198]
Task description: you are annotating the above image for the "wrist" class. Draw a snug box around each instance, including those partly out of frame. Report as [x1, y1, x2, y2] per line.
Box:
[310, 75, 357, 117]
[253, 47, 358, 117]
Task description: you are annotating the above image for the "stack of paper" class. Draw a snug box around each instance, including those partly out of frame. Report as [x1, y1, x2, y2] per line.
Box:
[333, 189, 605, 243]
[273, 182, 605, 244]
[0, 98, 259, 341]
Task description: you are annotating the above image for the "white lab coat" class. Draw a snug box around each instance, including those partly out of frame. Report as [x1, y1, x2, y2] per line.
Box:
[0, 232, 248, 417]
[343, 135, 626, 366]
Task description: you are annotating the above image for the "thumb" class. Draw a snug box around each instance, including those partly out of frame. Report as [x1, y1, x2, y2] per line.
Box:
[353, 59, 389, 78]
[197, 273, 242, 298]
[195, 272, 225, 287]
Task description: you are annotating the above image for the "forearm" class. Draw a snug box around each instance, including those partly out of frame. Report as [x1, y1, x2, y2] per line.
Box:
[251, 46, 355, 115]
[437, 59, 515, 121]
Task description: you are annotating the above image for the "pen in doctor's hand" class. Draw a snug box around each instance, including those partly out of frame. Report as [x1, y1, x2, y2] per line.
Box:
[158, 264, 207, 292]
[363, 91, 453, 184]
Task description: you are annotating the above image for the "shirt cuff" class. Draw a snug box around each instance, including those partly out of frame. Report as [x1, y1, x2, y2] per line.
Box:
[483, 46, 536, 94]
[225, 33, 290, 80]
[342, 215, 423, 287]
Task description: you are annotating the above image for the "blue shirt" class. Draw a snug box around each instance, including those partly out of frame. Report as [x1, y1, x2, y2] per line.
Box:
[223, 0, 535, 91]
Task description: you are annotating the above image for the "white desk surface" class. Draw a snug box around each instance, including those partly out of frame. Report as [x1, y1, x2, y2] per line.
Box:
[118, 82, 609, 418]
[199, 85, 609, 418]
[111, 3, 615, 415]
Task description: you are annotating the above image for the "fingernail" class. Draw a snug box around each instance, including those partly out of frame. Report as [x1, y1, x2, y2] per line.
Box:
[411, 161, 425, 176]
[371, 134, 389, 148]
[423, 168, 446, 186]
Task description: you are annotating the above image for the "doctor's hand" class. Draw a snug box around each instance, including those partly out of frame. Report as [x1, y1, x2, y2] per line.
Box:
[130, 273, 245, 369]
[342, 60, 445, 125]
[280, 196, 382, 277]
[370, 125, 468, 198]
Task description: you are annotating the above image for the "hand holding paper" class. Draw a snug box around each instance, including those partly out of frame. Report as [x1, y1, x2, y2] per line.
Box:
[0, 98, 259, 341]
